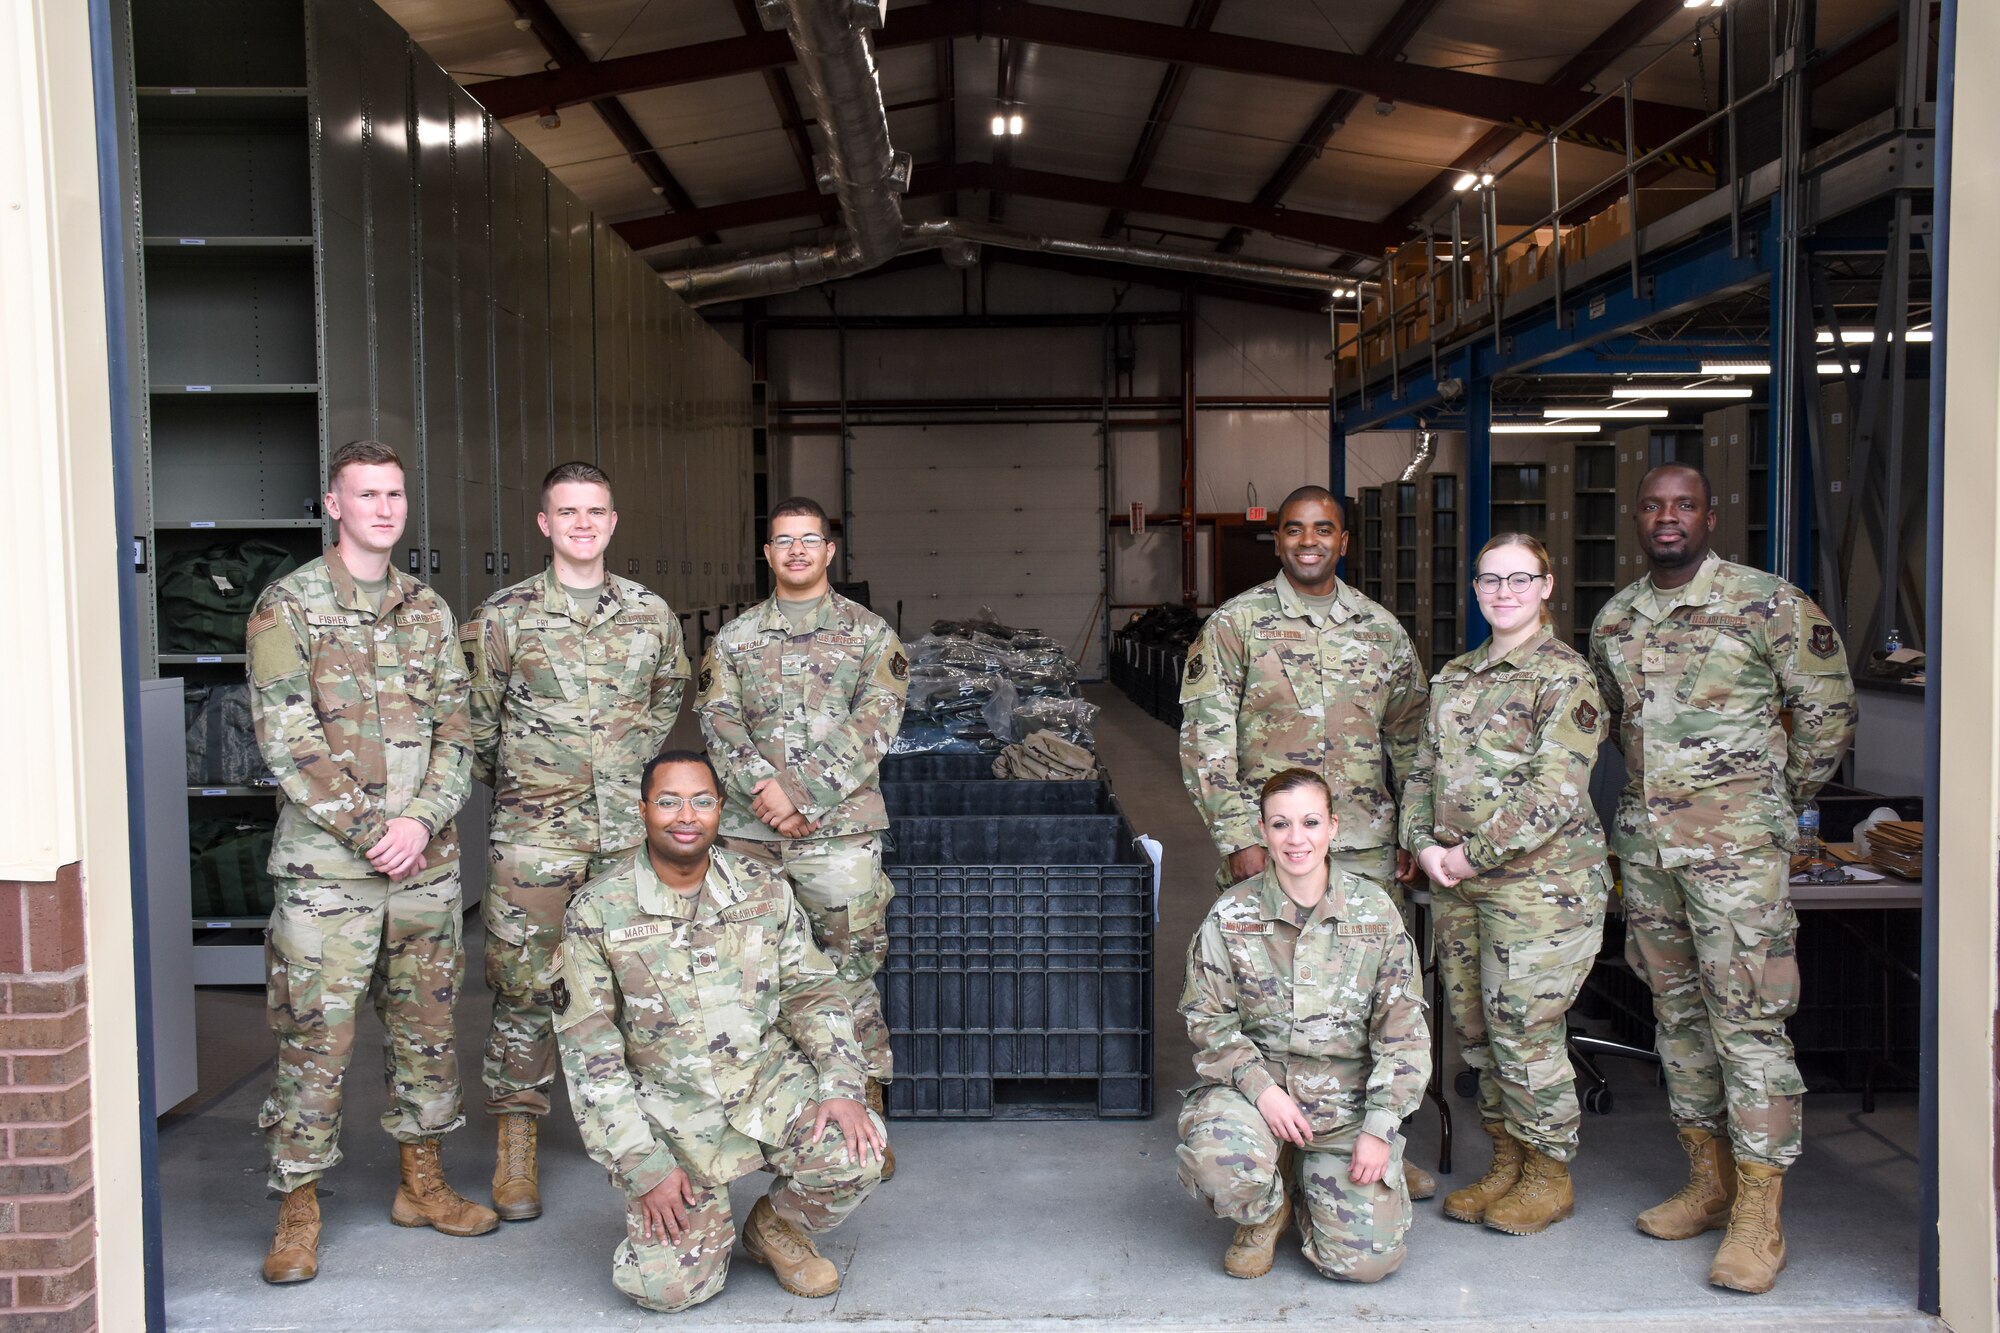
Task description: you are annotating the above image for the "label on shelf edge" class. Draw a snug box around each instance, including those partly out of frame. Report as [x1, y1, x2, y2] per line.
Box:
[169, 87, 195, 95]
[200, 788, 225, 796]
[194, 655, 222, 663]
[178, 238, 205, 245]
[186, 385, 211, 392]
[190, 520, 215, 527]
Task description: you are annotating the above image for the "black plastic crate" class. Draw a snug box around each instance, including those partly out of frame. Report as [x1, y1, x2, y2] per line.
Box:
[879, 752, 999, 782]
[888, 815, 1129, 865]
[884, 780, 1114, 817]
[881, 855, 1154, 1120]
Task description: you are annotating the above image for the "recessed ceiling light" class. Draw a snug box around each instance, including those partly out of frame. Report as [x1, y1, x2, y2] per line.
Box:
[1610, 386, 1755, 399]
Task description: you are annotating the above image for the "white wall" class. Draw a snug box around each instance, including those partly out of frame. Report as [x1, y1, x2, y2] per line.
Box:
[754, 265, 1337, 639]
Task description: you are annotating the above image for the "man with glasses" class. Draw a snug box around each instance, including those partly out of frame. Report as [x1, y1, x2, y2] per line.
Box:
[1591, 463, 1855, 1294]
[697, 496, 908, 1175]
[554, 749, 886, 1312]
[462, 461, 689, 1220]
[1178, 484, 1434, 1198]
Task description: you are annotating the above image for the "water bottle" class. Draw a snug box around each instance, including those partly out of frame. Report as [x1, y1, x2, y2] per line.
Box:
[1797, 803, 1822, 853]
[1883, 626, 1903, 654]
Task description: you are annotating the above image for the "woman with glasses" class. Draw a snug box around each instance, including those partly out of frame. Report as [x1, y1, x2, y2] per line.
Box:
[1399, 533, 1608, 1236]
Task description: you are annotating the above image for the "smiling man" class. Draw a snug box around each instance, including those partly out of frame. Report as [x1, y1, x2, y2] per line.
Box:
[696, 497, 908, 1175]
[247, 439, 492, 1284]
[1591, 463, 1855, 1294]
[462, 461, 689, 1221]
[1177, 484, 1434, 1200]
[554, 750, 885, 1313]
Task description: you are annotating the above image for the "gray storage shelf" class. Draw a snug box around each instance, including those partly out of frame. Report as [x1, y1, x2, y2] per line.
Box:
[157, 655, 247, 666]
[187, 786, 275, 797]
[159, 519, 321, 529]
[148, 384, 317, 394]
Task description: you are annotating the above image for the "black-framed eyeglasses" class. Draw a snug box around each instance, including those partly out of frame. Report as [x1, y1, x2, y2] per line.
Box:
[768, 534, 827, 551]
[648, 794, 720, 813]
[1472, 572, 1549, 595]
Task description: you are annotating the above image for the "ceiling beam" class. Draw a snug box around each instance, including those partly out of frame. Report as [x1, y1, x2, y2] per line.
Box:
[470, 0, 1702, 155]
[614, 159, 1401, 255]
[936, 38, 958, 215]
[1101, 0, 1226, 239]
[1383, 0, 1694, 237]
[1216, 0, 1447, 254]
[504, 0, 714, 243]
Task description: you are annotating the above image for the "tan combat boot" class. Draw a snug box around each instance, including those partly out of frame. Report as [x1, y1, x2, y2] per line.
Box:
[1222, 1191, 1292, 1279]
[1442, 1121, 1523, 1223]
[1483, 1146, 1574, 1235]
[1637, 1126, 1736, 1239]
[390, 1137, 500, 1237]
[742, 1195, 841, 1297]
[864, 1080, 896, 1181]
[1402, 1159, 1437, 1200]
[491, 1112, 541, 1221]
[261, 1181, 320, 1284]
[1708, 1162, 1787, 1294]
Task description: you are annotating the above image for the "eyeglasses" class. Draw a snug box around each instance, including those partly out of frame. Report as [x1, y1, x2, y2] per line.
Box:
[648, 794, 719, 813]
[1472, 572, 1549, 595]
[768, 534, 827, 551]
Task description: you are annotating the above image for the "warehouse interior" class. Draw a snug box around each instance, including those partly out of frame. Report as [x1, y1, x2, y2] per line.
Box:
[21, 0, 1991, 1326]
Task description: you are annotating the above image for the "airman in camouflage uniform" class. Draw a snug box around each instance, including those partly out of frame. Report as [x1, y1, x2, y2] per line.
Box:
[1178, 864, 1431, 1282]
[464, 463, 689, 1219]
[697, 499, 907, 1167]
[248, 441, 494, 1286]
[1402, 616, 1608, 1233]
[1179, 491, 1427, 898]
[555, 752, 884, 1313]
[1590, 464, 1855, 1293]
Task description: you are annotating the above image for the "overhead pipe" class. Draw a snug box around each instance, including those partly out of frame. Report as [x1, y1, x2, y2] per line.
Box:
[660, 0, 909, 306]
[658, 4, 1353, 304]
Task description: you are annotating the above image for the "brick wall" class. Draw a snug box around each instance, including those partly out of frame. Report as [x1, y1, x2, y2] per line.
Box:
[0, 866, 97, 1331]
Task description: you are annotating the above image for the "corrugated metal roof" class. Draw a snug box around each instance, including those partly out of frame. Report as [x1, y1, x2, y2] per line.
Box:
[373, 0, 1911, 281]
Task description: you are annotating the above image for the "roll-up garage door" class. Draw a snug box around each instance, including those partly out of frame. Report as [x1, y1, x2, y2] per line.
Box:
[846, 423, 1105, 676]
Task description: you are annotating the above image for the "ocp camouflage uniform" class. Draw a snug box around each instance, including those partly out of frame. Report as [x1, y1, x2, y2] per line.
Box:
[1401, 625, 1608, 1161]
[245, 547, 473, 1193]
[464, 568, 689, 1115]
[697, 593, 907, 1080]
[1178, 868, 1431, 1282]
[1590, 552, 1856, 1168]
[553, 848, 882, 1313]
[1179, 574, 1427, 898]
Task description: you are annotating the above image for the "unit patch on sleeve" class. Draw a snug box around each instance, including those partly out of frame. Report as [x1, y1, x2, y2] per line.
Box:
[550, 977, 570, 1014]
[698, 667, 714, 693]
[1572, 699, 1600, 734]
[1185, 652, 1205, 684]
[1808, 623, 1837, 659]
[889, 650, 908, 681]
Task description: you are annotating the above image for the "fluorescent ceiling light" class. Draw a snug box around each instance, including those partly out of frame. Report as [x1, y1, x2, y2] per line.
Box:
[1008, 112, 1025, 135]
[1454, 173, 1478, 192]
[1540, 407, 1668, 418]
[1492, 422, 1600, 434]
[1611, 386, 1754, 399]
[1816, 329, 1934, 344]
[991, 113, 1007, 135]
[1701, 361, 1770, 374]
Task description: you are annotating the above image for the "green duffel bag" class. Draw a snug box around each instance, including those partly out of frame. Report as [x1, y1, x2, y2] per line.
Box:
[157, 539, 301, 654]
[188, 816, 277, 920]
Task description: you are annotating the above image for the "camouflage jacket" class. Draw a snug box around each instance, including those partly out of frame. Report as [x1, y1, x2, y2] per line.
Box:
[464, 568, 688, 853]
[245, 548, 472, 879]
[1179, 574, 1427, 858]
[553, 848, 867, 1197]
[1401, 626, 1607, 880]
[696, 593, 908, 841]
[1180, 867, 1431, 1147]
[1590, 553, 1857, 868]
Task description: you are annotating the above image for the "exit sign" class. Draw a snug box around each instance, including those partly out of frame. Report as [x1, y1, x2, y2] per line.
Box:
[1246, 506, 1267, 522]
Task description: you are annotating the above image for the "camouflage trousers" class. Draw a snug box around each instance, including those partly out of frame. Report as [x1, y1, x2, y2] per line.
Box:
[1621, 846, 1805, 1168]
[611, 1104, 885, 1313]
[259, 863, 464, 1193]
[1176, 1084, 1410, 1283]
[482, 841, 631, 1116]
[1432, 865, 1607, 1161]
[721, 834, 894, 1082]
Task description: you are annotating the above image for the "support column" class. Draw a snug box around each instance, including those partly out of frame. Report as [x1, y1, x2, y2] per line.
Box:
[1463, 374, 1492, 644]
[1180, 292, 1198, 605]
[1329, 390, 1348, 582]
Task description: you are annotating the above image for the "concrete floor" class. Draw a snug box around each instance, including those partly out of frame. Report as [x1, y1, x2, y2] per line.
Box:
[157, 687, 1938, 1332]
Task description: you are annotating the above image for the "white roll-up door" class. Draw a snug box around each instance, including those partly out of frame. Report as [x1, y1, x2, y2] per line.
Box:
[846, 422, 1105, 675]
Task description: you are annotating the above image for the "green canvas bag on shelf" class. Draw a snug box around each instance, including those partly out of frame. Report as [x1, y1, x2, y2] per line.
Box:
[157, 539, 300, 654]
